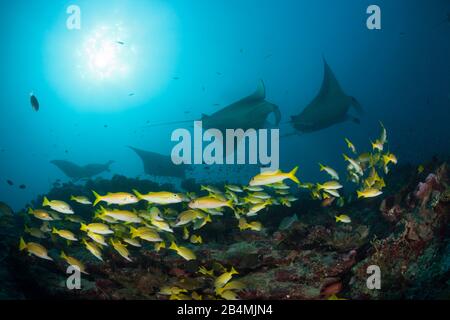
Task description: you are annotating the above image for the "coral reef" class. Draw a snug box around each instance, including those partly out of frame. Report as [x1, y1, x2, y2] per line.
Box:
[0, 160, 448, 300]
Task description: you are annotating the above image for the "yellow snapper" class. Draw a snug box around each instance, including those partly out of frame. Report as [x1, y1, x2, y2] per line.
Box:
[317, 181, 343, 191]
[319, 163, 339, 180]
[169, 242, 196, 261]
[154, 241, 166, 252]
[198, 266, 215, 277]
[82, 239, 103, 261]
[225, 185, 244, 193]
[99, 207, 142, 223]
[159, 286, 188, 296]
[189, 196, 233, 210]
[28, 208, 53, 221]
[87, 231, 108, 246]
[123, 237, 141, 247]
[220, 290, 239, 300]
[238, 218, 262, 231]
[110, 239, 132, 262]
[70, 195, 92, 205]
[216, 280, 246, 295]
[190, 234, 203, 244]
[130, 227, 162, 242]
[249, 166, 299, 186]
[357, 187, 383, 198]
[24, 225, 46, 239]
[19, 238, 53, 261]
[133, 189, 182, 205]
[175, 209, 204, 226]
[60, 251, 88, 274]
[335, 214, 351, 223]
[343, 154, 363, 175]
[215, 266, 238, 289]
[80, 223, 114, 235]
[52, 228, 78, 241]
[42, 197, 74, 214]
[344, 138, 357, 154]
[383, 153, 398, 166]
[92, 191, 138, 206]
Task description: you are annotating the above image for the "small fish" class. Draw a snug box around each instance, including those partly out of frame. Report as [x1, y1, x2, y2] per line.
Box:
[154, 241, 165, 252]
[198, 266, 215, 277]
[190, 234, 202, 244]
[123, 237, 141, 247]
[92, 191, 138, 206]
[417, 165, 424, 174]
[28, 208, 53, 221]
[188, 196, 233, 210]
[335, 214, 351, 223]
[42, 197, 74, 214]
[238, 217, 262, 231]
[99, 207, 142, 223]
[344, 138, 356, 154]
[343, 154, 363, 176]
[371, 139, 384, 152]
[82, 239, 103, 261]
[116, 41, 125, 45]
[244, 185, 264, 192]
[19, 238, 52, 261]
[317, 181, 343, 191]
[24, 226, 46, 239]
[80, 223, 114, 235]
[19, 184, 26, 189]
[70, 195, 92, 205]
[133, 190, 182, 205]
[52, 228, 78, 241]
[216, 280, 246, 296]
[6, 180, 13, 186]
[249, 166, 300, 186]
[87, 232, 108, 246]
[159, 286, 188, 296]
[169, 242, 196, 261]
[215, 266, 238, 289]
[60, 251, 88, 274]
[110, 239, 132, 262]
[30, 93, 39, 111]
[319, 163, 339, 180]
[174, 209, 205, 226]
[382, 153, 398, 166]
[357, 187, 382, 199]
[130, 227, 162, 242]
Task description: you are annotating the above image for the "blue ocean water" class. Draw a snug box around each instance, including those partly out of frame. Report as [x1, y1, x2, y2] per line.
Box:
[0, 0, 449, 211]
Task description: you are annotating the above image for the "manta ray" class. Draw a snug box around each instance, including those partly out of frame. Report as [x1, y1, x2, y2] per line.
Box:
[145, 80, 281, 131]
[200, 80, 281, 131]
[50, 160, 114, 181]
[128, 146, 187, 178]
[290, 58, 363, 134]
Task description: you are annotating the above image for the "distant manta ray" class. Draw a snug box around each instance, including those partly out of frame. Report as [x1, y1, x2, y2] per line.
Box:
[50, 160, 114, 181]
[287, 58, 363, 135]
[128, 146, 187, 179]
[143, 80, 281, 131]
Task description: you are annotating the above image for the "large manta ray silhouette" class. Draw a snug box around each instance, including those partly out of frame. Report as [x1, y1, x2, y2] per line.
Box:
[289, 58, 363, 134]
[128, 146, 187, 178]
[145, 80, 281, 132]
[50, 160, 114, 181]
[200, 80, 281, 131]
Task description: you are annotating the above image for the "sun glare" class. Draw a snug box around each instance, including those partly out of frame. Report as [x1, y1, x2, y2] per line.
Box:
[78, 24, 133, 81]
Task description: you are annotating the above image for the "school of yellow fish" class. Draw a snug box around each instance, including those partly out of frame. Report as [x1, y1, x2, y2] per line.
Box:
[19, 122, 396, 299]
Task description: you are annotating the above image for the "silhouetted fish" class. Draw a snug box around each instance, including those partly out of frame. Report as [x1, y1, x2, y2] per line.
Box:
[6, 180, 13, 186]
[30, 93, 39, 111]
[19, 184, 26, 189]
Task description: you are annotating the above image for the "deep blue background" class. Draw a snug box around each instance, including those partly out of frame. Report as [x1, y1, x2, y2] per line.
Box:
[1, 0, 449, 210]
